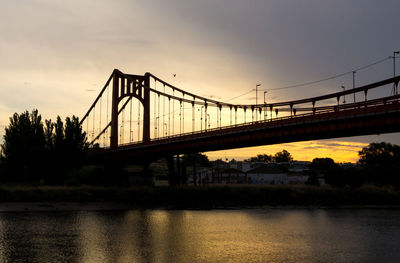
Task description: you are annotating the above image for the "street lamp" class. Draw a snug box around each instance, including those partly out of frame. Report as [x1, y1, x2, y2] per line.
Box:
[263, 91, 268, 120]
[394, 51, 400, 77]
[198, 106, 204, 131]
[393, 51, 400, 95]
[255, 84, 261, 121]
[155, 116, 159, 138]
[352, 71, 356, 103]
[341, 86, 346, 104]
[256, 84, 261, 105]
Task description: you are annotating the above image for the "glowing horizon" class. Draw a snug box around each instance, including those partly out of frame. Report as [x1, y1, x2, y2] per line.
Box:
[204, 140, 368, 163]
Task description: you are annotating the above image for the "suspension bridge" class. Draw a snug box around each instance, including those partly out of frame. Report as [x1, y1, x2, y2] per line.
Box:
[80, 69, 400, 163]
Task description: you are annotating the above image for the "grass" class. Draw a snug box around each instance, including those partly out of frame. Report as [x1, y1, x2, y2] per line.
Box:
[0, 185, 399, 208]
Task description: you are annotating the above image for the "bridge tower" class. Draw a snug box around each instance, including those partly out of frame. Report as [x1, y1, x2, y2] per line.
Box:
[110, 69, 151, 148]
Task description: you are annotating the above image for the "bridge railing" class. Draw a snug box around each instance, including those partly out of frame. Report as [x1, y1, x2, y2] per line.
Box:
[113, 94, 400, 149]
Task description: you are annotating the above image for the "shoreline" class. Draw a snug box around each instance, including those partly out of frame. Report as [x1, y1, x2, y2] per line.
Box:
[1, 202, 400, 212]
[1, 185, 400, 210]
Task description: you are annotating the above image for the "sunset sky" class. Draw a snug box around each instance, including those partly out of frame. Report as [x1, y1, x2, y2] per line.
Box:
[1, 0, 399, 162]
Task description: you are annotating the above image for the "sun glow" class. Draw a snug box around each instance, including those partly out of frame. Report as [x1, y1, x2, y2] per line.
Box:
[205, 140, 368, 163]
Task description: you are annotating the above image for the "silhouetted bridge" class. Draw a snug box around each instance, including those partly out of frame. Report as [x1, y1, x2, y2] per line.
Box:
[81, 70, 400, 163]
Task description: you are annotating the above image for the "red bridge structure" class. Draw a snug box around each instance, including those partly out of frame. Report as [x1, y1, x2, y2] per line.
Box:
[80, 69, 400, 163]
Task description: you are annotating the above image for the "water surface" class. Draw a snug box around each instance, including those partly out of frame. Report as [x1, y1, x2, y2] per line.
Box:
[1, 208, 399, 262]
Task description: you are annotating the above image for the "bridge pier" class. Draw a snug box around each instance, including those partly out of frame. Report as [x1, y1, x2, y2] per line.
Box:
[166, 154, 186, 186]
[166, 155, 178, 186]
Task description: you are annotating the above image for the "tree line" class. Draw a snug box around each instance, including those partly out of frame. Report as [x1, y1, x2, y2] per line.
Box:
[245, 142, 400, 187]
[1, 110, 399, 188]
[245, 150, 293, 163]
[0, 109, 87, 184]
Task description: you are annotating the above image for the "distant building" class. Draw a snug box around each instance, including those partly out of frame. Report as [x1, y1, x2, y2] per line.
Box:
[228, 159, 239, 170]
[339, 162, 357, 168]
[246, 166, 287, 184]
[287, 175, 309, 184]
[239, 162, 253, 172]
[188, 168, 212, 185]
[213, 168, 246, 184]
[288, 163, 310, 173]
[211, 159, 228, 170]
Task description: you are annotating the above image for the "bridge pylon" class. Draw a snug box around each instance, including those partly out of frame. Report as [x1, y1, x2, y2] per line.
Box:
[110, 69, 151, 149]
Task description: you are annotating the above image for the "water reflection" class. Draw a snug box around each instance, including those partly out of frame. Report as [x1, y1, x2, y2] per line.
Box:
[1, 209, 400, 263]
[0, 212, 80, 262]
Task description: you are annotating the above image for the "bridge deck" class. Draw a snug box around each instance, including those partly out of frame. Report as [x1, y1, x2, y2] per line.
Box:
[89, 96, 400, 162]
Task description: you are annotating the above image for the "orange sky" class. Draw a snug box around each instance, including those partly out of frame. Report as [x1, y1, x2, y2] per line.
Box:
[205, 140, 368, 163]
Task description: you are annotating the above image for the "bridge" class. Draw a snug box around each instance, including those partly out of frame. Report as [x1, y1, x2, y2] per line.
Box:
[80, 69, 400, 163]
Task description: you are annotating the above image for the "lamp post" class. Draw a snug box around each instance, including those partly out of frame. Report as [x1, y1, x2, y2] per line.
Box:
[264, 91, 267, 120]
[394, 51, 400, 77]
[256, 84, 261, 105]
[198, 106, 204, 132]
[341, 86, 346, 104]
[394, 51, 400, 95]
[352, 71, 356, 103]
[256, 84, 261, 121]
[155, 116, 159, 138]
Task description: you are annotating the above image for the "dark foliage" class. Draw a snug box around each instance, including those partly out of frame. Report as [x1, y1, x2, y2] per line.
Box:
[358, 142, 400, 186]
[359, 142, 400, 166]
[306, 174, 320, 186]
[245, 150, 293, 163]
[325, 165, 346, 187]
[310, 158, 335, 171]
[1, 110, 88, 184]
[245, 154, 273, 162]
[183, 152, 211, 167]
[325, 165, 365, 188]
[273, 150, 293, 162]
[1, 110, 45, 182]
[1, 185, 399, 207]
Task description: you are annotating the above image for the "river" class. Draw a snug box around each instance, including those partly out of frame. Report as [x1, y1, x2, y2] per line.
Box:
[0, 208, 399, 262]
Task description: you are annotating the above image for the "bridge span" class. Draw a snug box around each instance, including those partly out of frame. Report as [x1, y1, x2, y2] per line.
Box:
[81, 71, 400, 162]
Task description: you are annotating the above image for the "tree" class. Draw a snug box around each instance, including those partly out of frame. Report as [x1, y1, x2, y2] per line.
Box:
[358, 142, 400, 186]
[310, 158, 335, 171]
[183, 153, 210, 167]
[1, 110, 88, 184]
[44, 119, 54, 150]
[358, 142, 400, 166]
[273, 150, 293, 163]
[1, 110, 45, 182]
[325, 165, 365, 188]
[245, 154, 272, 162]
[43, 116, 88, 184]
[325, 165, 346, 187]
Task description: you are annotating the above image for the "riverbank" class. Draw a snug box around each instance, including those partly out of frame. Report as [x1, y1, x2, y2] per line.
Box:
[0, 185, 399, 209]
